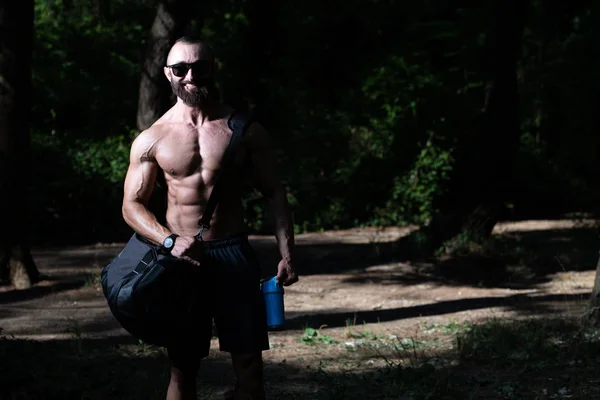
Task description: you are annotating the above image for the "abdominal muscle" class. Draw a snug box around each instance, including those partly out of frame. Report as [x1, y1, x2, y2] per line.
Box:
[163, 172, 247, 241]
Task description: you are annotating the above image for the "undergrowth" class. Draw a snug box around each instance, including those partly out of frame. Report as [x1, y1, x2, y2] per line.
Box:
[1, 318, 599, 399]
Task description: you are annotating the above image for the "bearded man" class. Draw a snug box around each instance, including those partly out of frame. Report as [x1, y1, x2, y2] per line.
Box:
[121, 36, 298, 400]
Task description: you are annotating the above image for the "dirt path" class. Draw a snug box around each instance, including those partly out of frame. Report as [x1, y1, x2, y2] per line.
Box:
[1, 219, 598, 399]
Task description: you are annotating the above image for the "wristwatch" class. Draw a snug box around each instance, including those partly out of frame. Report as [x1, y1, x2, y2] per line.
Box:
[162, 234, 179, 254]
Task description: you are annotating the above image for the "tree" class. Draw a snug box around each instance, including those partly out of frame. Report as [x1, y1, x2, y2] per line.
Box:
[584, 257, 600, 326]
[420, 0, 527, 254]
[246, 0, 277, 120]
[0, 0, 41, 289]
[136, 0, 197, 132]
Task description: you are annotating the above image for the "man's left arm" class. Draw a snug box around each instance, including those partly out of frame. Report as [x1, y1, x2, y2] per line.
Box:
[245, 123, 298, 286]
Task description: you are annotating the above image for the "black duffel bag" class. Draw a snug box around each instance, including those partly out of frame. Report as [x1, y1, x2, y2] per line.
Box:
[100, 234, 201, 346]
[101, 111, 254, 347]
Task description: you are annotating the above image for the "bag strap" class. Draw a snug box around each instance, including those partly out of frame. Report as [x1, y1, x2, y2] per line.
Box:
[196, 111, 255, 239]
[133, 245, 158, 274]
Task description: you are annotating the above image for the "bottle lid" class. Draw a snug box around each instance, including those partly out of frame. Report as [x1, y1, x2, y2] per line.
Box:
[261, 276, 284, 293]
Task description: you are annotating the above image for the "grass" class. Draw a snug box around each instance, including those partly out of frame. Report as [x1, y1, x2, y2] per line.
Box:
[387, 317, 600, 399]
[299, 317, 600, 399]
[83, 271, 102, 288]
[344, 316, 386, 341]
[301, 325, 337, 346]
[422, 320, 473, 335]
[2, 317, 600, 399]
[0, 337, 170, 399]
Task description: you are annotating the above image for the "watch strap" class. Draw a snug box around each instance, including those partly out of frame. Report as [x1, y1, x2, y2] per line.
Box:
[162, 233, 179, 253]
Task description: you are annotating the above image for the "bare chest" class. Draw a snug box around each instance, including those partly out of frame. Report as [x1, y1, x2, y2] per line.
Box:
[155, 124, 244, 181]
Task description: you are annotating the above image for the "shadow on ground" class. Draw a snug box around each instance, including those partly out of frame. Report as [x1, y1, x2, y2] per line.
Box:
[253, 225, 600, 290]
[2, 318, 600, 399]
[0, 222, 594, 311]
[0, 280, 85, 305]
[284, 292, 589, 330]
[5, 290, 589, 338]
[21, 222, 599, 295]
[0, 247, 118, 304]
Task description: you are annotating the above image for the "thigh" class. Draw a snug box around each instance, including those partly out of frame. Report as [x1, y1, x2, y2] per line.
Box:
[166, 301, 213, 369]
[164, 260, 213, 364]
[167, 338, 208, 372]
[210, 240, 269, 354]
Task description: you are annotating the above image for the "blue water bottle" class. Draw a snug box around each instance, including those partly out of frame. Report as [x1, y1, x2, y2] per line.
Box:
[261, 276, 285, 330]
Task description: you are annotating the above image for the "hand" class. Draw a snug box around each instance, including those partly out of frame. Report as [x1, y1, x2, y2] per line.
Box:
[276, 259, 298, 286]
[170, 236, 203, 266]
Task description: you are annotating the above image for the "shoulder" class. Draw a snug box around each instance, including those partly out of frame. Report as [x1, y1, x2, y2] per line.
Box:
[135, 108, 177, 145]
[130, 126, 164, 162]
[243, 120, 269, 144]
[223, 108, 268, 144]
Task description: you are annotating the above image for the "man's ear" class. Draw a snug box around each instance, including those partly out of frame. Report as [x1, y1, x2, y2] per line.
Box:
[164, 66, 171, 80]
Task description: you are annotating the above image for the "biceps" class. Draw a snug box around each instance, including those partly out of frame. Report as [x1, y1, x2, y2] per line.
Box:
[245, 125, 283, 197]
[123, 161, 158, 205]
[252, 153, 282, 197]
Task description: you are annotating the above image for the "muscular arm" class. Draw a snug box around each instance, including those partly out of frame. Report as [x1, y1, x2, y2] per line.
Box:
[246, 124, 296, 272]
[122, 132, 172, 245]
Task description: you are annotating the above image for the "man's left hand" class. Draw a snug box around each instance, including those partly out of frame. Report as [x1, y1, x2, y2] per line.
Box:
[276, 259, 298, 286]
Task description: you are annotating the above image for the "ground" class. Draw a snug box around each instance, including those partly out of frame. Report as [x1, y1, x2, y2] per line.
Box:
[1, 219, 600, 399]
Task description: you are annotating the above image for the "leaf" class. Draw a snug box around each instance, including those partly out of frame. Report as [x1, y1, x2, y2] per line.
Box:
[305, 328, 317, 337]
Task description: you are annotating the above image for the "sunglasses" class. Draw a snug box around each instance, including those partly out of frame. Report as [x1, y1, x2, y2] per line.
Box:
[166, 60, 212, 78]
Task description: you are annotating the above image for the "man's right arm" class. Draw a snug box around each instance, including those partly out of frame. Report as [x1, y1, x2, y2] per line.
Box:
[122, 131, 172, 245]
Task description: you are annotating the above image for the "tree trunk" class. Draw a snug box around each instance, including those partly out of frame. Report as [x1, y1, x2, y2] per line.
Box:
[136, 0, 195, 132]
[247, 0, 279, 234]
[422, 0, 527, 254]
[246, 0, 276, 119]
[0, 0, 41, 289]
[585, 254, 600, 326]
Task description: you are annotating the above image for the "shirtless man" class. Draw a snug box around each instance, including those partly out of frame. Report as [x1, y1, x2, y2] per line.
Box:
[121, 37, 298, 400]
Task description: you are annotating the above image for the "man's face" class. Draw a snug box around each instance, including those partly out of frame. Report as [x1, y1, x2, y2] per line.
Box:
[166, 44, 218, 108]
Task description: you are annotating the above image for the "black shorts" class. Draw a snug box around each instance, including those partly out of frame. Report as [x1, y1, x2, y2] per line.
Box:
[167, 233, 270, 368]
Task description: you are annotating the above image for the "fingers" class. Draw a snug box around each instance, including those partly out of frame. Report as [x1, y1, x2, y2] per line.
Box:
[171, 236, 203, 266]
[282, 274, 299, 286]
[277, 270, 299, 287]
[182, 256, 201, 267]
[276, 274, 286, 287]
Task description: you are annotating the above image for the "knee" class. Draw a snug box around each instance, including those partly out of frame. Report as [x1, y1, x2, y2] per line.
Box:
[232, 353, 264, 381]
[233, 353, 263, 369]
[168, 346, 202, 382]
[232, 353, 265, 397]
[170, 364, 199, 384]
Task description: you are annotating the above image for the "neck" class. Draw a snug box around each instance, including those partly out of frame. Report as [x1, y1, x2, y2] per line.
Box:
[174, 100, 223, 126]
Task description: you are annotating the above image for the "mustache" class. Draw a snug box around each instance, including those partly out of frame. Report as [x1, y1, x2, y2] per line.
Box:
[181, 79, 211, 86]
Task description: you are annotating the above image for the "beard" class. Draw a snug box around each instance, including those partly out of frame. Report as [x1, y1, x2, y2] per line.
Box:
[170, 77, 219, 108]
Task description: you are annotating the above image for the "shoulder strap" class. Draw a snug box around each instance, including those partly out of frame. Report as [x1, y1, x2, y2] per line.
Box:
[196, 111, 255, 239]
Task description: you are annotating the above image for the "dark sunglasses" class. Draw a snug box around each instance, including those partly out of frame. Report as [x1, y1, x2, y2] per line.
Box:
[166, 60, 211, 78]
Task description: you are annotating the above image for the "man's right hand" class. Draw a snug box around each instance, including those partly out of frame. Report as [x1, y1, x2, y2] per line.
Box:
[170, 236, 203, 266]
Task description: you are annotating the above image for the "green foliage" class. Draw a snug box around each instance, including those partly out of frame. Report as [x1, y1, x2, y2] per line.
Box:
[83, 270, 103, 288]
[68, 135, 131, 184]
[29, 131, 133, 244]
[3, 318, 600, 399]
[455, 318, 594, 364]
[301, 327, 337, 346]
[374, 133, 454, 225]
[33, 0, 151, 140]
[26, 0, 600, 243]
[423, 320, 473, 335]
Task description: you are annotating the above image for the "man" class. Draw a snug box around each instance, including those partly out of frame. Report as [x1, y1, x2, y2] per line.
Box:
[122, 36, 298, 400]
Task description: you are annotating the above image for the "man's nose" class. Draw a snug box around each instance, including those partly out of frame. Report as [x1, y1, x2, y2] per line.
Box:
[184, 67, 194, 81]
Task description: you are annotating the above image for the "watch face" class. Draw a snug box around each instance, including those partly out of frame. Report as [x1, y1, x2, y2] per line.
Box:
[164, 237, 174, 248]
